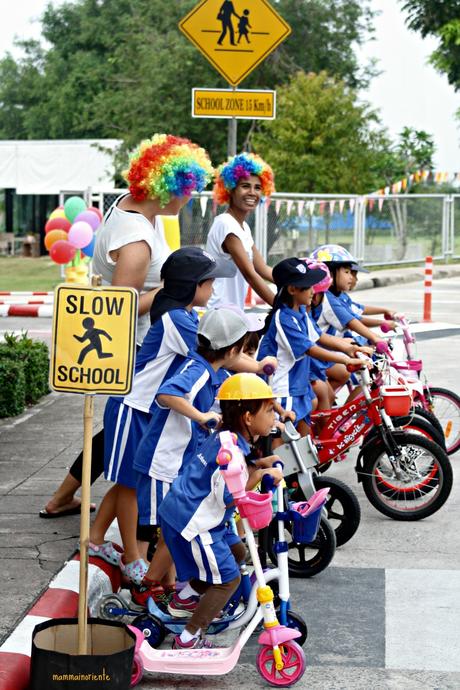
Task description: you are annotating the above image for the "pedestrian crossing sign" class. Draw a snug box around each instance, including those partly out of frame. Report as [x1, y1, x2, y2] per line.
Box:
[50, 285, 138, 394]
[179, 0, 291, 86]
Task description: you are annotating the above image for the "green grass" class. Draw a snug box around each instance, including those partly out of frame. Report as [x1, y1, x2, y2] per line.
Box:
[0, 257, 62, 291]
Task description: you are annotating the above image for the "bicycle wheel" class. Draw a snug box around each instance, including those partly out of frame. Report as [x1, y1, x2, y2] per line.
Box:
[361, 432, 453, 520]
[266, 514, 336, 577]
[425, 386, 460, 455]
[409, 407, 445, 443]
[391, 413, 446, 450]
[313, 475, 361, 547]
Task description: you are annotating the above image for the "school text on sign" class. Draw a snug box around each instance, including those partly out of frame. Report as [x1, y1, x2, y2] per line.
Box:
[179, 0, 291, 86]
[50, 285, 137, 395]
[192, 88, 276, 119]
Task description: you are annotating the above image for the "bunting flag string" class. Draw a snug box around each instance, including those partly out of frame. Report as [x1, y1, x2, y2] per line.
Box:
[372, 169, 458, 197]
[200, 196, 208, 218]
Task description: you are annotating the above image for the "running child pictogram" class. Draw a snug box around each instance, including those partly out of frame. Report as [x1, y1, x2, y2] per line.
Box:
[74, 317, 113, 365]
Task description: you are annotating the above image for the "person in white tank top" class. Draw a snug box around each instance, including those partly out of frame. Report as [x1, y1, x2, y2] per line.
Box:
[206, 152, 276, 310]
[41, 135, 213, 519]
[93, 133, 214, 345]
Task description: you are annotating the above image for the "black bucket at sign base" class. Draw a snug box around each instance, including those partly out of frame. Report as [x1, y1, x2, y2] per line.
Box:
[30, 618, 136, 690]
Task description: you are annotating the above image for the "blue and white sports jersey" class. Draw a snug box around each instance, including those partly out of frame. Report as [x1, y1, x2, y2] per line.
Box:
[158, 432, 251, 544]
[339, 292, 364, 317]
[133, 351, 221, 482]
[258, 304, 319, 397]
[124, 308, 199, 413]
[311, 291, 359, 337]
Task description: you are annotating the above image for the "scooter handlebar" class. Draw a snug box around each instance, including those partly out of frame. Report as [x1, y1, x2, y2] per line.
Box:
[263, 363, 276, 376]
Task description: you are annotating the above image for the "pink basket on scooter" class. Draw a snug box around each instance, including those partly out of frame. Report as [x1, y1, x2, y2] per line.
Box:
[237, 491, 273, 530]
[289, 488, 329, 543]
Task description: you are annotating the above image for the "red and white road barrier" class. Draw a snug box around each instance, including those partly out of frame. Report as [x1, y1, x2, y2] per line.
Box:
[0, 304, 54, 317]
[423, 256, 433, 323]
[0, 554, 121, 690]
[0, 292, 53, 296]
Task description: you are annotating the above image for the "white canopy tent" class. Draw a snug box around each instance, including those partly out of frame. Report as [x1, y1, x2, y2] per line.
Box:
[0, 139, 121, 194]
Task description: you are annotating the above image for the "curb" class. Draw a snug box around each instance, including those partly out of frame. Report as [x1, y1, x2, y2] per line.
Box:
[353, 264, 460, 291]
[0, 292, 53, 296]
[0, 555, 121, 690]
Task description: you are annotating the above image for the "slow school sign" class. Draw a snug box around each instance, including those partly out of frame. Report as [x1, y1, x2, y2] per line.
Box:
[50, 285, 138, 394]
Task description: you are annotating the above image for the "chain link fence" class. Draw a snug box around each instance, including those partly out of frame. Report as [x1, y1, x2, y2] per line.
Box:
[88, 189, 460, 267]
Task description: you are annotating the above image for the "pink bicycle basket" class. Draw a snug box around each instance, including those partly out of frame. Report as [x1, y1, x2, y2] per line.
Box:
[237, 492, 273, 529]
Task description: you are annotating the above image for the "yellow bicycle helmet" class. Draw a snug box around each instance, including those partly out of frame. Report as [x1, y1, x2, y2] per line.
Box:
[217, 373, 274, 400]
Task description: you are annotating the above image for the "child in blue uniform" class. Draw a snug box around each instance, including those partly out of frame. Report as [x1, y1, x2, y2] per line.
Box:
[158, 373, 283, 649]
[258, 257, 364, 440]
[131, 307, 258, 606]
[87, 247, 234, 584]
[310, 244, 388, 348]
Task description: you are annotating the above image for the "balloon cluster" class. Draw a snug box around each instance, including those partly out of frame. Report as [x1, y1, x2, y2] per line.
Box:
[44, 197, 102, 265]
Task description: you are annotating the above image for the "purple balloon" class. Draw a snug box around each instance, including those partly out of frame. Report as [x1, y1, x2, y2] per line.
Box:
[68, 221, 94, 249]
[74, 210, 101, 231]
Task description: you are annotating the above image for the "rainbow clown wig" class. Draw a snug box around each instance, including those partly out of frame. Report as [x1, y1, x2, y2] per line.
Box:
[213, 152, 275, 205]
[123, 134, 214, 207]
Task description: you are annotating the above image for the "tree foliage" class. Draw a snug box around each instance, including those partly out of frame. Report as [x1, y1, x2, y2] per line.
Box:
[251, 71, 397, 194]
[400, 1, 460, 90]
[0, 0, 375, 163]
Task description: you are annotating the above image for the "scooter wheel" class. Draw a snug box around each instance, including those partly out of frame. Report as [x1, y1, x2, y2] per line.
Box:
[276, 609, 308, 647]
[131, 613, 166, 648]
[97, 593, 129, 620]
[256, 640, 306, 686]
[130, 652, 144, 687]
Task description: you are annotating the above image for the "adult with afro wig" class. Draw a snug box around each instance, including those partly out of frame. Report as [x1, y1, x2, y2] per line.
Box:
[206, 152, 275, 309]
[93, 133, 214, 345]
[40, 135, 213, 519]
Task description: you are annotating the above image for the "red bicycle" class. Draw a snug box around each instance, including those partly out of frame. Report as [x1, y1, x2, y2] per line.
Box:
[309, 355, 453, 521]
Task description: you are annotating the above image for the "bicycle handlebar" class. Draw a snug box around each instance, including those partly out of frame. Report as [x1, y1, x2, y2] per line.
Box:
[205, 418, 219, 430]
[263, 363, 276, 376]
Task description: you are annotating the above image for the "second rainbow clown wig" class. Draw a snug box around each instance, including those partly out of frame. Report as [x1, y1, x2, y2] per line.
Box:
[123, 134, 214, 207]
[213, 152, 275, 205]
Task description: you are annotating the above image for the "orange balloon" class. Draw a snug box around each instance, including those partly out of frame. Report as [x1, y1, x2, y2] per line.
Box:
[45, 229, 68, 251]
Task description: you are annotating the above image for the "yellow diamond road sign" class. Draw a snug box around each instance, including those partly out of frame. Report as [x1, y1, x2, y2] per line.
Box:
[179, 0, 291, 86]
[50, 285, 138, 395]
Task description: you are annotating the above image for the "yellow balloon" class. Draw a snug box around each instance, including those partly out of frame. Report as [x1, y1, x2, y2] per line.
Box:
[49, 208, 66, 220]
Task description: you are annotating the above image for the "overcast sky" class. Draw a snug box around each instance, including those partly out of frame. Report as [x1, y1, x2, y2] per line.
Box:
[1, 0, 459, 171]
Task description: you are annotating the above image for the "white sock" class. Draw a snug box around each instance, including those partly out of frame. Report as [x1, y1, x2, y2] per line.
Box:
[178, 583, 200, 600]
[180, 628, 199, 643]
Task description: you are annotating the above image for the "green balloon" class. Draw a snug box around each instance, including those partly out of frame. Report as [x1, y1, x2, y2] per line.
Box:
[64, 196, 87, 223]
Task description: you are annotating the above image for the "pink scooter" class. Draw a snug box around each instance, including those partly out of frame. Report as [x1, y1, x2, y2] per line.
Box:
[131, 430, 311, 687]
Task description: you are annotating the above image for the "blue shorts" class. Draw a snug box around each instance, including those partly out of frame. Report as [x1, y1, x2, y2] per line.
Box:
[136, 471, 171, 526]
[161, 520, 240, 585]
[278, 390, 313, 425]
[103, 398, 151, 488]
[310, 358, 334, 382]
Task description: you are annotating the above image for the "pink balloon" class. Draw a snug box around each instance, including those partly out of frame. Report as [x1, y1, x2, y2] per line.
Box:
[74, 210, 101, 231]
[87, 205, 103, 221]
[68, 221, 94, 249]
[49, 240, 77, 264]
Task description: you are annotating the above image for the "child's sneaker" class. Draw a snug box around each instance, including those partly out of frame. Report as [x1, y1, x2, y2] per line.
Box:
[131, 578, 169, 609]
[167, 592, 200, 618]
[172, 634, 215, 649]
[119, 558, 148, 585]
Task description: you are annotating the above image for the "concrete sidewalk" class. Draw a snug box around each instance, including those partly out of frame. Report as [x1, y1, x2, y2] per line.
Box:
[0, 392, 108, 649]
[353, 262, 460, 291]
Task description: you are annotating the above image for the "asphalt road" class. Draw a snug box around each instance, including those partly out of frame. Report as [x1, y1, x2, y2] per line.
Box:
[1, 277, 459, 689]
